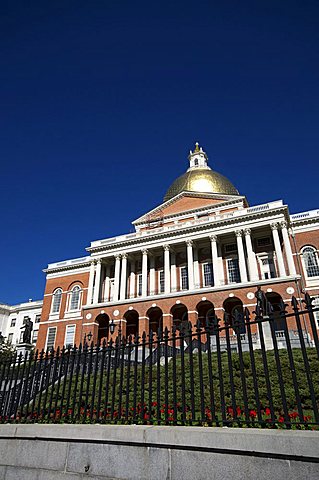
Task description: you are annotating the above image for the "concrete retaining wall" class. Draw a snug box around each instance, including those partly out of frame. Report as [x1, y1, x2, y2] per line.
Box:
[0, 423, 318, 479]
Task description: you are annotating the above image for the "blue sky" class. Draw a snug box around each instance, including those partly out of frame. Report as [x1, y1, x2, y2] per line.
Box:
[0, 0, 318, 304]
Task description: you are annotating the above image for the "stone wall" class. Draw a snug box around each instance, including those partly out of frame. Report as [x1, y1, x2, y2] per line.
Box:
[0, 424, 318, 479]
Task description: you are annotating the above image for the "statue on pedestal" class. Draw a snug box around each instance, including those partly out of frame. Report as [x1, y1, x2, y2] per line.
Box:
[20, 318, 33, 344]
[255, 286, 272, 317]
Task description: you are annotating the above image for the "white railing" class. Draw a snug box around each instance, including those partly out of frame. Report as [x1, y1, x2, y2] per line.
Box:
[290, 209, 319, 222]
[48, 256, 90, 269]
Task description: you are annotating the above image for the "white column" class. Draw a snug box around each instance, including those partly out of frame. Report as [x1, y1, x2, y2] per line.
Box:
[281, 221, 297, 276]
[271, 223, 286, 277]
[244, 228, 259, 282]
[171, 251, 177, 292]
[103, 264, 111, 302]
[129, 259, 136, 298]
[93, 259, 102, 304]
[142, 249, 148, 297]
[149, 255, 155, 295]
[87, 261, 95, 305]
[120, 254, 128, 300]
[235, 230, 248, 283]
[113, 255, 121, 302]
[186, 240, 195, 290]
[210, 235, 221, 286]
[164, 245, 171, 294]
[193, 245, 200, 288]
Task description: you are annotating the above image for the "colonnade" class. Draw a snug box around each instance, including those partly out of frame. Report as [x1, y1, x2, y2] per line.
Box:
[86, 221, 296, 305]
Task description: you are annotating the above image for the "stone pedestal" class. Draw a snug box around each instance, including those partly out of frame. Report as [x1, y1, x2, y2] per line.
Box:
[16, 343, 33, 359]
[261, 319, 274, 350]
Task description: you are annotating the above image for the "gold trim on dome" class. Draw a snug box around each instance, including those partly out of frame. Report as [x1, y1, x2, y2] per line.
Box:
[164, 168, 239, 202]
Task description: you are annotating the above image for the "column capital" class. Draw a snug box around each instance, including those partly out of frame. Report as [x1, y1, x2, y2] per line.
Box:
[141, 248, 148, 255]
[243, 228, 251, 236]
[96, 259, 102, 265]
[122, 253, 128, 260]
[270, 223, 278, 231]
[115, 254, 121, 260]
[186, 239, 193, 247]
[163, 244, 170, 251]
[280, 220, 288, 229]
[210, 234, 217, 242]
[235, 230, 243, 237]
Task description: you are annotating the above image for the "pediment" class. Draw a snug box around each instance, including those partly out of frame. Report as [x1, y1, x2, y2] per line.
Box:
[133, 191, 247, 228]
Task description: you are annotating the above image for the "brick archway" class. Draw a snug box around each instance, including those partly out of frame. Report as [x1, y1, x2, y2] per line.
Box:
[147, 306, 163, 334]
[124, 309, 139, 338]
[96, 313, 110, 343]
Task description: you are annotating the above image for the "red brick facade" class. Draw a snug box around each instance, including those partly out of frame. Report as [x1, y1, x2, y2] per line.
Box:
[36, 223, 319, 351]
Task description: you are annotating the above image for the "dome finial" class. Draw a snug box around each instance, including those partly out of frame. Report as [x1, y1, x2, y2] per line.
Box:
[188, 141, 209, 170]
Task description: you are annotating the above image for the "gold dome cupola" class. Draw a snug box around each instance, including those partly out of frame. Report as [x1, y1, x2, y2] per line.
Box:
[163, 142, 240, 202]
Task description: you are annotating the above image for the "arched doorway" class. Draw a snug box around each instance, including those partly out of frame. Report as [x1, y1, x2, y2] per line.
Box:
[147, 307, 163, 334]
[196, 300, 215, 328]
[266, 292, 285, 331]
[170, 304, 189, 346]
[223, 297, 245, 334]
[96, 313, 110, 343]
[170, 303, 188, 329]
[124, 310, 139, 338]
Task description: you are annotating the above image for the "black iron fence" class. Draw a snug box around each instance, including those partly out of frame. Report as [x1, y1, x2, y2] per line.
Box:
[0, 293, 319, 429]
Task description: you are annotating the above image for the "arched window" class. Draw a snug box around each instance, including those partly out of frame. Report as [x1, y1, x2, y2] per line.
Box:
[69, 285, 81, 311]
[302, 246, 319, 278]
[51, 288, 62, 314]
[313, 297, 319, 329]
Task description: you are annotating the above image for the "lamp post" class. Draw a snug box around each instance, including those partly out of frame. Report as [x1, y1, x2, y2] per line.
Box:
[84, 331, 93, 346]
[109, 319, 116, 335]
[109, 319, 122, 342]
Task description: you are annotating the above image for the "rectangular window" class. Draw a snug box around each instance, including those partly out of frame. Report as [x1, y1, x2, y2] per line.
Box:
[46, 327, 57, 350]
[257, 237, 271, 247]
[35, 314, 41, 323]
[32, 330, 38, 344]
[181, 266, 189, 290]
[65, 325, 76, 347]
[109, 279, 115, 301]
[203, 263, 213, 287]
[259, 255, 276, 280]
[10, 318, 16, 327]
[159, 270, 164, 293]
[7, 333, 13, 344]
[138, 274, 142, 296]
[225, 243, 237, 253]
[227, 258, 241, 283]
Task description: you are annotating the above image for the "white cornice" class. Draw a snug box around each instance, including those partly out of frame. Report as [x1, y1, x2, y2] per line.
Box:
[87, 204, 288, 255]
[290, 209, 319, 228]
[0, 300, 43, 313]
[44, 256, 91, 274]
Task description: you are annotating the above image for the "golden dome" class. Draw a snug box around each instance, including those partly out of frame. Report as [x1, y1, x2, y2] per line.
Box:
[164, 168, 239, 202]
[163, 143, 239, 202]
[164, 142, 239, 202]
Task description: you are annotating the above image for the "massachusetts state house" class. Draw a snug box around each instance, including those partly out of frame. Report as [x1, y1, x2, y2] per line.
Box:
[36, 143, 319, 350]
